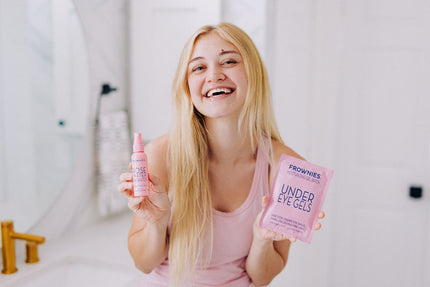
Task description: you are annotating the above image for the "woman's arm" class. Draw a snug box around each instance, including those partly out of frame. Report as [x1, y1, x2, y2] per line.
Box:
[119, 134, 171, 274]
[245, 198, 292, 286]
[246, 202, 325, 286]
[245, 140, 303, 286]
[128, 209, 170, 273]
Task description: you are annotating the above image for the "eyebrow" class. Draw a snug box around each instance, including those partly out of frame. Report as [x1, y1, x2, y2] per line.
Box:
[220, 50, 240, 57]
[188, 50, 241, 65]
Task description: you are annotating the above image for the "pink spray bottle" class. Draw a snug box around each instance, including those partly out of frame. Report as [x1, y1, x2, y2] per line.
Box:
[132, 132, 149, 197]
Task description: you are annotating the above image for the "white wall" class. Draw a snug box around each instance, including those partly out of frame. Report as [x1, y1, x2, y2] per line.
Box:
[0, 0, 94, 235]
[0, 0, 36, 204]
[31, 0, 130, 239]
[222, 0, 267, 59]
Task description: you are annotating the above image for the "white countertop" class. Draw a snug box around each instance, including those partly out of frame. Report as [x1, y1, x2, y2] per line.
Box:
[0, 211, 142, 286]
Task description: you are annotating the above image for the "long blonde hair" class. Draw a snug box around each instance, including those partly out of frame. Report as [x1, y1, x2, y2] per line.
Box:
[167, 22, 283, 285]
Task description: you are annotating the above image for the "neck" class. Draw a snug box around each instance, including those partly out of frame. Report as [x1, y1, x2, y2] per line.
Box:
[205, 117, 256, 164]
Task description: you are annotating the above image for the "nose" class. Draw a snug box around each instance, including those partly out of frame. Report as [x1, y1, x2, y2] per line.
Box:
[206, 67, 226, 83]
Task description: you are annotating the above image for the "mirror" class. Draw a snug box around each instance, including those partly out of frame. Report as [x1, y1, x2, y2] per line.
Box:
[0, 0, 90, 233]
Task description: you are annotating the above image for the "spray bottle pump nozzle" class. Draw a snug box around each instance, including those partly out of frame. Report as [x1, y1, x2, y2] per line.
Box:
[133, 133, 145, 152]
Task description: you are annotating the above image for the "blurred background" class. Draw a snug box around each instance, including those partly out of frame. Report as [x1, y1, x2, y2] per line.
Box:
[0, 0, 429, 286]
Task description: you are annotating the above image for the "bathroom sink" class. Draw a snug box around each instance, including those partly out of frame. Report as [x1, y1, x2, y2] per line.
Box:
[2, 256, 138, 287]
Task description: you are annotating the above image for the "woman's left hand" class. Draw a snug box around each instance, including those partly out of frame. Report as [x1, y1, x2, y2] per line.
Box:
[253, 196, 325, 243]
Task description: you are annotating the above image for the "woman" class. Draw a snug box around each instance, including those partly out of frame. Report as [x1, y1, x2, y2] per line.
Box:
[119, 22, 324, 286]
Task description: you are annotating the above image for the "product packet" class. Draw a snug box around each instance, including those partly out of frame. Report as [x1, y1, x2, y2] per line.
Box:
[259, 154, 333, 243]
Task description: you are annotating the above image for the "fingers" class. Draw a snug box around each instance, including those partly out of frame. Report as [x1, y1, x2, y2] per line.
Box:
[148, 173, 167, 194]
[118, 181, 133, 197]
[261, 196, 269, 209]
[128, 196, 144, 211]
[315, 210, 325, 230]
[120, 172, 133, 182]
[148, 173, 160, 186]
[260, 228, 296, 243]
[120, 172, 166, 197]
[261, 228, 287, 241]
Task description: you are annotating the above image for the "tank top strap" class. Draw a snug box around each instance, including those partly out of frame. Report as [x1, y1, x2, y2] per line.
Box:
[254, 137, 270, 197]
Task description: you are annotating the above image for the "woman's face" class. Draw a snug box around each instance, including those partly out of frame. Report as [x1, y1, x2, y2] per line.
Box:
[187, 32, 248, 120]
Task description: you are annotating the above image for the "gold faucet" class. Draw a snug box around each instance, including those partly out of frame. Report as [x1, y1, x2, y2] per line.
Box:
[1, 220, 45, 274]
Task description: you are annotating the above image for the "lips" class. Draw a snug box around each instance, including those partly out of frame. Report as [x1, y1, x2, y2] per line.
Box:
[205, 88, 234, 98]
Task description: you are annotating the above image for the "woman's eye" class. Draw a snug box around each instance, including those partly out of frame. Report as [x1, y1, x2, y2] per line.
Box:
[192, 66, 205, 72]
[223, 59, 237, 65]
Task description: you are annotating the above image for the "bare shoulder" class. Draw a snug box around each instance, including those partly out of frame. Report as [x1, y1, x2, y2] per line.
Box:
[269, 139, 304, 187]
[144, 134, 169, 187]
[145, 134, 169, 155]
[271, 139, 304, 163]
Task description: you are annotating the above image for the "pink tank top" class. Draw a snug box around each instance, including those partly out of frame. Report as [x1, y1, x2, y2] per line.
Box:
[139, 141, 270, 287]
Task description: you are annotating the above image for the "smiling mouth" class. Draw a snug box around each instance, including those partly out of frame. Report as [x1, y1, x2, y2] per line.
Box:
[205, 88, 234, 98]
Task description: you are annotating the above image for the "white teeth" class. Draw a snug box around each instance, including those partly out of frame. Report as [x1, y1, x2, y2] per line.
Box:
[206, 88, 232, 98]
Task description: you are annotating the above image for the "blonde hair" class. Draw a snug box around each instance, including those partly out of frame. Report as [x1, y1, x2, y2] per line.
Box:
[167, 22, 283, 285]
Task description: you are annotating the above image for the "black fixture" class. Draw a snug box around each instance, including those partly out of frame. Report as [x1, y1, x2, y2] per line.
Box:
[101, 83, 118, 95]
[409, 185, 423, 199]
[95, 83, 119, 124]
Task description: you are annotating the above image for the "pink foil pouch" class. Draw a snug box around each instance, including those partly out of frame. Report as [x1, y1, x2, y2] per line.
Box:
[259, 154, 334, 243]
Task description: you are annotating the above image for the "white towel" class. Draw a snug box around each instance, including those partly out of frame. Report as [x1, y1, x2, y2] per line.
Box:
[96, 110, 130, 216]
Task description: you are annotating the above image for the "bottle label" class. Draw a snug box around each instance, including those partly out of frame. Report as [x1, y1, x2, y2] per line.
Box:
[132, 153, 149, 196]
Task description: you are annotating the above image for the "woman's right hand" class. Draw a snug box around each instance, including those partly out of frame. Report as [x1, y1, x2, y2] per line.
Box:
[118, 170, 171, 227]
